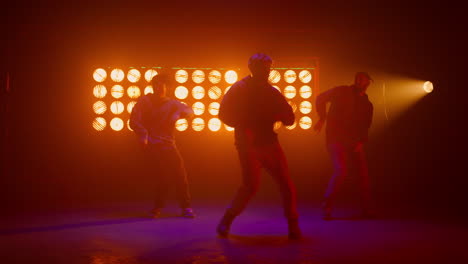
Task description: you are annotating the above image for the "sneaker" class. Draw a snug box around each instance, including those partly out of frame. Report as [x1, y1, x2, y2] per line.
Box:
[150, 208, 162, 219]
[288, 219, 303, 240]
[321, 202, 332, 221]
[216, 212, 235, 237]
[181, 208, 196, 218]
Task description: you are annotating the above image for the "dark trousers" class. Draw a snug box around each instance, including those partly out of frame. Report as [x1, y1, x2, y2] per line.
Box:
[323, 142, 371, 210]
[145, 144, 191, 209]
[226, 142, 299, 220]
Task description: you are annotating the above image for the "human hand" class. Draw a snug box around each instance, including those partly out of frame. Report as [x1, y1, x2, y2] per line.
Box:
[139, 138, 148, 150]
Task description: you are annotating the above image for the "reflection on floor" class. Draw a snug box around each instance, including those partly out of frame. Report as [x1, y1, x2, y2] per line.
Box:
[1, 202, 467, 264]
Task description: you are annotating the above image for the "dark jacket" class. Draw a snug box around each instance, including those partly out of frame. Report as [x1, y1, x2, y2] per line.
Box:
[316, 85, 373, 145]
[219, 76, 294, 147]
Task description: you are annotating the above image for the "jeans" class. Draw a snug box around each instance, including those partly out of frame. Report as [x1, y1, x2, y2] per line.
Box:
[145, 144, 191, 209]
[323, 142, 371, 210]
[226, 142, 299, 220]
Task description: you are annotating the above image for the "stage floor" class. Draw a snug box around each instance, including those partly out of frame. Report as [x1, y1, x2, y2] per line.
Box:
[1, 201, 466, 264]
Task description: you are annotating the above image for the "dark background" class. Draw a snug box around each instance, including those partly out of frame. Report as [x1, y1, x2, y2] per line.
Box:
[1, 1, 465, 217]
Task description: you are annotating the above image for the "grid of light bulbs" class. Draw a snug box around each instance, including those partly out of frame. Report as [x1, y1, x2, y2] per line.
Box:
[92, 67, 314, 132]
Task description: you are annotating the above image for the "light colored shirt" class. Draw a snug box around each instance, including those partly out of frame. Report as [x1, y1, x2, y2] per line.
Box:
[129, 95, 193, 145]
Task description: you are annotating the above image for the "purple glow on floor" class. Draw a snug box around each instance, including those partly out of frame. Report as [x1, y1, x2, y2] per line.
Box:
[0, 202, 466, 264]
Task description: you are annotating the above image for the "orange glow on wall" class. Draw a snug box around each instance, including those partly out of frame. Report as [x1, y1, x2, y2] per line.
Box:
[176, 119, 188, 131]
[208, 118, 222, 131]
[299, 116, 312, 130]
[93, 117, 106, 131]
[93, 84, 107, 98]
[192, 86, 205, 99]
[269, 70, 281, 83]
[299, 70, 312, 83]
[175, 70, 189, 83]
[175, 86, 189, 99]
[208, 102, 220, 115]
[192, 102, 205, 115]
[93, 68, 107, 83]
[284, 86, 297, 99]
[192, 118, 205, 131]
[284, 70, 297, 83]
[110, 117, 124, 131]
[111, 85, 124, 99]
[127, 101, 137, 114]
[110, 101, 125, 115]
[91, 65, 317, 133]
[93, 101, 107, 115]
[144, 85, 154, 95]
[127, 86, 141, 99]
[225, 124, 234, 131]
[225, 70, 238, 84]
[127, 119, 133, 131]
[288, 101, 297, 113]
[192, 70, 205, 84]
[127, 69, 141, 83]
[299, 85, 312, 99]
[144, 69, 158, 82]
[208, 86, 222, 100]
[286, 121, 297, 130]
[111, 69, 125, 82]
[299, 101, 312, 114]
[209, 70, 222, 84]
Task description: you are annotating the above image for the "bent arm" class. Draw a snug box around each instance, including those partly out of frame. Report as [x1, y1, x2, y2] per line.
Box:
[129, 98, 149, 144]
[275, 92, 295, 126]
[219, 83, 242, 127]
[315, 87, 339, 121]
